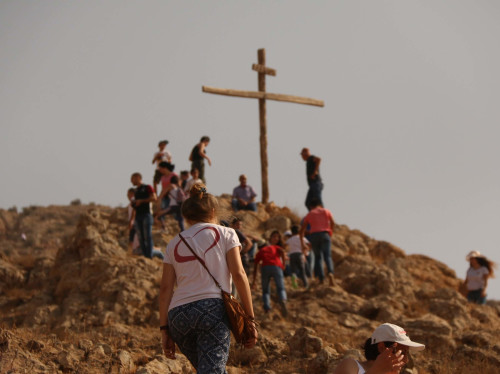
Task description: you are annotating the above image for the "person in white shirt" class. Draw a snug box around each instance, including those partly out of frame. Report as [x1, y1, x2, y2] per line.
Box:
[184, 167, 203, 195]
[333, 323, 425, 374]
[159, 183, 257, 373]
[152, 140, 173, 194]
[464, 250, 496, 304]
[285, 225, 311, 288]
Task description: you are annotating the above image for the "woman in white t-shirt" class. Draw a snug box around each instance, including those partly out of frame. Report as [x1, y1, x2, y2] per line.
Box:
[159, 183, 257, 373]
[464, 251, 496, 305]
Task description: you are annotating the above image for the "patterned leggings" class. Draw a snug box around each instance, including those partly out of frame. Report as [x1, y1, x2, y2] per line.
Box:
[168, 298, 230, 374]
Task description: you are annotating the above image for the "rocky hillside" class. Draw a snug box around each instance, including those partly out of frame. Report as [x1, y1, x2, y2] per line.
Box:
[0, 200, 499, 373]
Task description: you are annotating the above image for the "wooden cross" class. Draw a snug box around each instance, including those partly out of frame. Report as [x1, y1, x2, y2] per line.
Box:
[202, 48, 324, 204]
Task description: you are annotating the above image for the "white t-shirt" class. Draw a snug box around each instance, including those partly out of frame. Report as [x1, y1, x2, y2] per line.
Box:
[466, 266, 489, 291]
[167, 186, 185, 208]
[286, 235, 310, 255]
[164, 223, 241, 310]
[355, 360, 365, 374]
[154, 150, 172, 167]
[184, 177, 203, 193]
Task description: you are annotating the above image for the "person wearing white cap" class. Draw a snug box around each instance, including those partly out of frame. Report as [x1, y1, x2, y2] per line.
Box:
[464, 251, 497, 304]
[333, 323, 425, 374]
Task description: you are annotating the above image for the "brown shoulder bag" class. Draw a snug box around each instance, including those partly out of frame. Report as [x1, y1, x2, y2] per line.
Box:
[178, 233, 257, 345]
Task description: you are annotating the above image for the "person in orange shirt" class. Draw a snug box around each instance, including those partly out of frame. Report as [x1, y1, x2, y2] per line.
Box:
[299, 198, 335, 285]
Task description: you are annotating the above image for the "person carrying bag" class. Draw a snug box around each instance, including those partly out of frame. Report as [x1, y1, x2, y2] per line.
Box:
[159, 183, 257, 374]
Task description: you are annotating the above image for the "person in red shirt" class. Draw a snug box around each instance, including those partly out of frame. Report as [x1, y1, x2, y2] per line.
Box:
[251, 230, 288, 317]
[300, 198, 335, 285]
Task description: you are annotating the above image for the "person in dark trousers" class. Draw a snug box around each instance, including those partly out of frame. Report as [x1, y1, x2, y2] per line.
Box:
[301, 147, 323, 210]
[189, 136, 211, 183]
[130, 172, 157, 259]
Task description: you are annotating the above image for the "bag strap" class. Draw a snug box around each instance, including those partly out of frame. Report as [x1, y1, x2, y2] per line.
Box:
[178, 232, 223, 291]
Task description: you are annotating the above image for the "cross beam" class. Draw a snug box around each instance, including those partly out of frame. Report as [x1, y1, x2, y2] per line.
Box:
[201, 86, 324, 107]
[202, 48, 324, 204]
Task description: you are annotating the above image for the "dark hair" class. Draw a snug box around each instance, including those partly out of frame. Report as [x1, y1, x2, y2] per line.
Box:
[190, 167, 199, 174]
[476, 257, 497, 278]
[291, 225, 299, 235]
[200, 136, 210, 142]
[127, 188, 135, 194]
[231, 217, 242, 225]
[131, 172, 142, 179]
[158, 140, 168, 146]
[170, 175, 179, 184]
[269, 230, 284, 247]
[308, 198, 322, 208]
[180, 170, 189, 176]
[364, 339, 394, 360]
[181, 183, 219, 223]
[159, 161, 175, 172]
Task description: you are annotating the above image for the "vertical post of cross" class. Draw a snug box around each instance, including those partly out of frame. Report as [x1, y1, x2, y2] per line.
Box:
[257, 48, 269, 204]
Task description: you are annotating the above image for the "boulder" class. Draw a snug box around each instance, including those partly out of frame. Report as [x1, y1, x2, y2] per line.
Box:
[288, 327, 323, 357]
[307, 346, 339, 374]
[264, 215, 291, 233]
[346, 234, 369, 256]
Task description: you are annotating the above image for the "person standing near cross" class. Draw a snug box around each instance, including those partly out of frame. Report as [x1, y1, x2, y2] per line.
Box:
[202, 48, 324, 203]
[301, 147, 323, 210]
[189, 136, 211, 184]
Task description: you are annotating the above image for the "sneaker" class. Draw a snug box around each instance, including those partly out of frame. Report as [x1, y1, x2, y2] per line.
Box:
[328, 273, 335, 286]
[291, 274, 298, 289]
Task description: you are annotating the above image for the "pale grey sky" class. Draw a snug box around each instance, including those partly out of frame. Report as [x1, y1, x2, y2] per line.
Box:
[1, 1, 499, 299]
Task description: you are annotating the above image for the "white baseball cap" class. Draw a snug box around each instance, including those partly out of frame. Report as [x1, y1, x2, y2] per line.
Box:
[371, 323, 425, 352]
[466, 251, 481, 261]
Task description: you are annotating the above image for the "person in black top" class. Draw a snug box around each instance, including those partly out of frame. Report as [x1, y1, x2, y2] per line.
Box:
[130, 172, 157, 259]
[189, 136, 211, 183]
[300, 147, 323, 210]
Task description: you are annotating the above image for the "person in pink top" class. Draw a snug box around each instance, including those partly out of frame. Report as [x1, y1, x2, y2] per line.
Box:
[299, 198, 335, 285]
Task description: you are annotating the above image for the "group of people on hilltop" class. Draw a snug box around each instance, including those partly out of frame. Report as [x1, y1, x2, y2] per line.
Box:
[125, 138, 495, 374]
[127, 137, 210, 260]
[157, 180, 429, 374]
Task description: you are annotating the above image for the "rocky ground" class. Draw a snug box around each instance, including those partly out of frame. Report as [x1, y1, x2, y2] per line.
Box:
[0, 199, 499, 373]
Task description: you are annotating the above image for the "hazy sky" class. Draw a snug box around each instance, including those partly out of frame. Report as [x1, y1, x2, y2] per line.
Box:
[1, 1, 499, 299]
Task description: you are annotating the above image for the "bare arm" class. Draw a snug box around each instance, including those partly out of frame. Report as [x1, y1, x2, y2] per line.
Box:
[227, 246, 258, 348]
[299, 220, 308, 251]
[159, 263, 176, 359]
[128, 208, 136, 230]
[199, 143, 212, 166]
[309, 156, 321, 179]
[482, 272, 489, 297]
[278, 247, 287, 269]
[330, 215, 335, 235]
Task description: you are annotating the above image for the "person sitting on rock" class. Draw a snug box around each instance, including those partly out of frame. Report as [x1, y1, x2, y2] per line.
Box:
[252, 230, 288, 317]
[232, 174, 257, 212]
[333, 323, 425, 374]
[463, 250, 497, 304]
